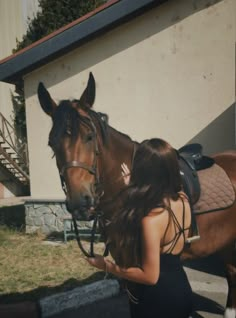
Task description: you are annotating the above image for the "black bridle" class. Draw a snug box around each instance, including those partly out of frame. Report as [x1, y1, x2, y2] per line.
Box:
[59, 117, 108, 258]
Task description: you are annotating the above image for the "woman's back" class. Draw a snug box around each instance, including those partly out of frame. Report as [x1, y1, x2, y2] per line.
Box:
[145, 192, 191, 255]
[161, 193, 191, 255]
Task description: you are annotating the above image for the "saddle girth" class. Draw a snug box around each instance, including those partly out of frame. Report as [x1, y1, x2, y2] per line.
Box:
[177, 143, 215, 243]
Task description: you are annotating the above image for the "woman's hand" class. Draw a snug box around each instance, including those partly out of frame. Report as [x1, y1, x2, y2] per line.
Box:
[121, 163, 130, 185]
[86, 254, 106, 271]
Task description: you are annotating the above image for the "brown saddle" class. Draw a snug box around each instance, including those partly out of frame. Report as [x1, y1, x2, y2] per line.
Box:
[193, 164, 235, 214]
[178, 143, 235, 213]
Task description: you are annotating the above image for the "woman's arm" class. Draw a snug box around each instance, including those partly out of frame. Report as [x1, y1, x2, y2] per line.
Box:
[86, 214, 163, 285]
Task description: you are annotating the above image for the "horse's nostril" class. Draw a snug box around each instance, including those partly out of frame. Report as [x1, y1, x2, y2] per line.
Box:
[84, 195, 90, 204]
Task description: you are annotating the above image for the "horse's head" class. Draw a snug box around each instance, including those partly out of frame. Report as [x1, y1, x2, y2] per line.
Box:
[37, 73, 108, 220]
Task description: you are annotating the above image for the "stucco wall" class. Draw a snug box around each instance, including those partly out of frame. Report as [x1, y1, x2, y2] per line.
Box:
[0, 0, 39, 122]
[24, 0, 236, 199]
[0, 0, 38, 198]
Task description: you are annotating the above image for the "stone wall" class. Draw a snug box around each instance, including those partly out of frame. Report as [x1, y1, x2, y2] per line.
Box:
[25, 199, 69, 234]
[25, 199, 93, 235]
[0, 198, 94, 235]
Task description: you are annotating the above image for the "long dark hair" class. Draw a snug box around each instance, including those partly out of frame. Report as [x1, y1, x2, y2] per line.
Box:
[108, 138, 182, 267]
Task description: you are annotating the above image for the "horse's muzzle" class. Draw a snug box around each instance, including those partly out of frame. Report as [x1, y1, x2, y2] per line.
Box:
[65, 196, 96, 221]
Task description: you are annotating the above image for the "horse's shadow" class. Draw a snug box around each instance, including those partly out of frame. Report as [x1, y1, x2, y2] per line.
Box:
[191, 292, 225, 317]
[0, 272, 105, 305]
[183, 254, 226, 317]
[183, 253, 225, 277]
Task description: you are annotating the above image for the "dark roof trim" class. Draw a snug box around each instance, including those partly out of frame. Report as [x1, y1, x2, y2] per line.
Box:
[0, 0, 167, 85]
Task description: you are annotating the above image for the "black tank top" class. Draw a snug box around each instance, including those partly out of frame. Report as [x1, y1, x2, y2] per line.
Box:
[160, 196, 190, 255]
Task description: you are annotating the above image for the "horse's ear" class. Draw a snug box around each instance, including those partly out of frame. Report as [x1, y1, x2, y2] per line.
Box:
[79, 72, 96, 108]
[37, 82, 57, 116]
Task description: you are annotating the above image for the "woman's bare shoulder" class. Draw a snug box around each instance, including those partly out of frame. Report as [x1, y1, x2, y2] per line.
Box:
[141, 209, 169, 242]
[142, 207, 169, 228]
[149, 206, 166, 215]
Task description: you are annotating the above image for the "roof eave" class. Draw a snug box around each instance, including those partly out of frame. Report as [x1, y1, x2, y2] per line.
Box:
[0, 0, 167, 85]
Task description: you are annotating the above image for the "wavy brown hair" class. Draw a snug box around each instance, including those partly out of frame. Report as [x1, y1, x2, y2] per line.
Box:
[107, 138, 182, 268]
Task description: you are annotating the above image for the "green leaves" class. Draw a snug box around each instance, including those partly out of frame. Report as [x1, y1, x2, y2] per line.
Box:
[13, 0, 107, 52]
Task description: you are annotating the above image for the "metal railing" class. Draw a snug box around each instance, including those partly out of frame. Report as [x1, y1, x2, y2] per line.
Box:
[0, 112, 29, 184]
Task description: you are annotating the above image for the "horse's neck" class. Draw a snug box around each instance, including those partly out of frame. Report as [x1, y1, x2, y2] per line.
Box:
[108, 126, 136, 160]
[99, 126, 136, 204]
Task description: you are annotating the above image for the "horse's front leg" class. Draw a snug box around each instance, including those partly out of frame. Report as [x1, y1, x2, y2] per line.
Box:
[221, 243, 236, 318]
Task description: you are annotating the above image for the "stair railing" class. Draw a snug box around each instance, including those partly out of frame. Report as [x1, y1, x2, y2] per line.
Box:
[0, 112, 29, 175]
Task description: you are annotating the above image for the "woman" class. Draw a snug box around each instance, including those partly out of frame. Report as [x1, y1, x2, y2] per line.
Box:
[86, 138, 193, 318]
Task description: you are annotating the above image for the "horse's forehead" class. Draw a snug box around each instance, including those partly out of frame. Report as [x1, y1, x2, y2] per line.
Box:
[70, 101, 90, 119]
[71, 100, 79, 109]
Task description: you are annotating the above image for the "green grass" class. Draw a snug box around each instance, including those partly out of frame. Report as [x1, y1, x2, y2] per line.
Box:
[0, 226, 107, 304]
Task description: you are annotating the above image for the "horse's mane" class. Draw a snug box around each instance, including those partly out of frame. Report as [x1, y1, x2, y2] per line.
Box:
[48, 100, 108, 150]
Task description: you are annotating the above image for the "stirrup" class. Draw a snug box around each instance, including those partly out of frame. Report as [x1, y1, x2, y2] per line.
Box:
[185, 235, 201, 244]
[187, 207, 200, 244]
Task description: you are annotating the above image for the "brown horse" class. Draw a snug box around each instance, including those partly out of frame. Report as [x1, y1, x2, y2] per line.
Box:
[38, 73, 236, 317]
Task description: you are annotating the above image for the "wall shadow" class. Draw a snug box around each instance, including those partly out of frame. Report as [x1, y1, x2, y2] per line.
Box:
[187, 103, 235, 155]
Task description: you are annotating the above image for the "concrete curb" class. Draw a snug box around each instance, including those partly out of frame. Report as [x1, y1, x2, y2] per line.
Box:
[39, 279, 120, 317]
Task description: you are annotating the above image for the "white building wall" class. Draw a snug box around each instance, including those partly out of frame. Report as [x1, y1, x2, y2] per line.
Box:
[0, 0, 39, 120]
[24, 0, 235, 199]
[0, 0, 38, 197]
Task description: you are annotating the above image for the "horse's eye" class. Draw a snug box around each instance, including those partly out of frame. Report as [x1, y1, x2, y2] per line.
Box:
[85, 132, 94, 142]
